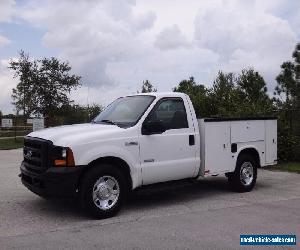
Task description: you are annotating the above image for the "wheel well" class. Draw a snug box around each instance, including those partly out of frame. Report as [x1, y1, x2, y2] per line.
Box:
[78, 156, 133, 191]
[238, 148, 260, 167]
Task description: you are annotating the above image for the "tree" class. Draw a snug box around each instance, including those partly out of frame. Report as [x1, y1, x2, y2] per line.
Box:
[292, 43, 300, 108]
[139, 80, 157, 93]
[274, 43, 300, 109]
[236, 68, 273, 115]
[54, 104, 103, 125]
[9, 51, 36, 119]
[274, 62, 296, 109]
[35, 57, 81, 121]
[173, 76, 213, 117]
[273, 44, 300, 161]
[211, 71, 239, 116]
[292, 43, 300, 83]
[86, 104, 103, 120]
[9, 51, 81, 125]
[273, 51, 298, 137]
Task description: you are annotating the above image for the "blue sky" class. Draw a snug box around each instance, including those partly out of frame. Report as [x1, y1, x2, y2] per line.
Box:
[1, 21, 58, 58]
[0, 0, 299, 114]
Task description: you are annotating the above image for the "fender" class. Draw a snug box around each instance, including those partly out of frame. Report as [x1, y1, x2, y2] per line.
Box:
[73, 144, 142, 189]
[235, 144, 263, 167]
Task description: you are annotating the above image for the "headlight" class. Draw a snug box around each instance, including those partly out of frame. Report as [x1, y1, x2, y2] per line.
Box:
[62, 148, 67, 158]
[52, 146, 75, 167]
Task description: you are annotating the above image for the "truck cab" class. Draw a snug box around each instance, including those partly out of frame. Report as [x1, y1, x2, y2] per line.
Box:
[20, 92, 277, 219]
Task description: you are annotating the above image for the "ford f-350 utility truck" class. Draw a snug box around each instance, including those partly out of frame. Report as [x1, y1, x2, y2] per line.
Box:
[20, 92, 277, 218]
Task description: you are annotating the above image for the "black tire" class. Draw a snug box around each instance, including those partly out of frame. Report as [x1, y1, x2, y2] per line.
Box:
[79, 164, 127, 219]
[228, 154, 257, 192]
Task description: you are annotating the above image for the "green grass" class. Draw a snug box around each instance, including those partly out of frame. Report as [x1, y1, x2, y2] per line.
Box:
[266, 162, 300, 174]
[0, 138, 24, 150]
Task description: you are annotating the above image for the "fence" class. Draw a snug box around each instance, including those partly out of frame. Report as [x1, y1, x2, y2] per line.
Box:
[272, 109, 300, 161]
[0, 125, 33, 138]
[0, 117, 33, 140]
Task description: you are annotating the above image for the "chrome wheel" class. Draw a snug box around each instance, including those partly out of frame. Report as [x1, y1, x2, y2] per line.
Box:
[240, 162, 254, 186]
[92, 176, 120, 210]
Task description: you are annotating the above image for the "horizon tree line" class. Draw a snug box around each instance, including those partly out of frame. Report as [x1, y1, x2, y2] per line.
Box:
[3, 43, 300, 161]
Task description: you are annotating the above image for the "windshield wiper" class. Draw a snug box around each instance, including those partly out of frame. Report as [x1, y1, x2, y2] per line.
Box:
[99, 119, 117, 125]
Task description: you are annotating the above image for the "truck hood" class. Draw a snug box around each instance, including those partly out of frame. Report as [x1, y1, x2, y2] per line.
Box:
[27, 123, 124, 146]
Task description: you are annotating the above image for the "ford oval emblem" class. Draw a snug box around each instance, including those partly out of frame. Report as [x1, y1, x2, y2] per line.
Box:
[25, 150, 33, 158]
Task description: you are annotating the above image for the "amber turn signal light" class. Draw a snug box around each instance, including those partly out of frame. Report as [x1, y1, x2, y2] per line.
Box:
[54, 148, 75, 167]
[67, 148, 75, 166]
[54, 159, 67, 166]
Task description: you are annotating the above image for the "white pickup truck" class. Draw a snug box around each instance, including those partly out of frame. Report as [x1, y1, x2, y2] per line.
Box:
[20, 92, 277, 218]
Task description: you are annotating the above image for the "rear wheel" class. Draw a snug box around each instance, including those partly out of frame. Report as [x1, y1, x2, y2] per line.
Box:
[80, 164, 127, 219]
[228, 154, 257, 192]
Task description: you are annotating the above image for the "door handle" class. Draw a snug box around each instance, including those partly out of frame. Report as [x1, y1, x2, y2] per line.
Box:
[125, 141, 138, 146]
[189, 135, 195, 146]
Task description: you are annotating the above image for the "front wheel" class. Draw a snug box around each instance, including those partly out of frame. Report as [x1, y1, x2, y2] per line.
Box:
[79, 164, 127, 219]
[227, 154, 257, 192]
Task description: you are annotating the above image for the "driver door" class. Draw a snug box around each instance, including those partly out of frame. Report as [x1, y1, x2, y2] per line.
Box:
[139, 97, 197, 185]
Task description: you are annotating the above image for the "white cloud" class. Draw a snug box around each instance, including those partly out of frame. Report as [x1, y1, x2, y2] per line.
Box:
[194, 0, 298, 88]
[0, 35, 10, 47]
[154, 25, 190, 50]
[107, 46, 219, 90]
[257, 0, 300, 38]
[0, 0, 14, 50]
[132, 11, 156, 31]
[0, 0, 298, 113]
[0, 0, 15, 22]
[0, 59, 17, 114]
[0, 0, 16, 113]
[20, 0, 157, 88]
[194, 0, 296, 59]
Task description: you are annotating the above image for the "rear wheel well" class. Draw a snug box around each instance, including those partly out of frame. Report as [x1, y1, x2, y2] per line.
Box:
[238, 148, 260, 167]
[78, 157, 132, 192]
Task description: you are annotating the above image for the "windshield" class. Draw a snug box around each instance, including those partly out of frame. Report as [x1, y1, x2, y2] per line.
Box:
[93, 95, 155, 128]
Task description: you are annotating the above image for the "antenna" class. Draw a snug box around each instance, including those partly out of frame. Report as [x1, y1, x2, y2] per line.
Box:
[87, 82, 90, 121]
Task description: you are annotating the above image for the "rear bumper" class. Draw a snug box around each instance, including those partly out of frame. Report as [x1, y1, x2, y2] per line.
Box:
[20, 162, 85, 197]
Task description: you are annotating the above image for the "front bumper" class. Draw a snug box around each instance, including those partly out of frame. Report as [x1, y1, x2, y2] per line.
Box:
[20, 162, 85, 197]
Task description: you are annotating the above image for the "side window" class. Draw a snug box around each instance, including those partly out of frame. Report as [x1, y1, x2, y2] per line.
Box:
[148, 98, 188, 130]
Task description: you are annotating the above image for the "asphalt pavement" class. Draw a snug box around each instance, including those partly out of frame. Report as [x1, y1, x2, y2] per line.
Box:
[0, 149, 299, 249]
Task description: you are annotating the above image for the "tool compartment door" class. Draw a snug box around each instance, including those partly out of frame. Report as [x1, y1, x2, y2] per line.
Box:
[265, 119, 277, 165]
[231, 120, 265, 143]
[204, 121, 233, 174]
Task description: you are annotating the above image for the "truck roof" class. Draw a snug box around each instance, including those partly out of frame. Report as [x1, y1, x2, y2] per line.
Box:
[131, 92, 186, 98]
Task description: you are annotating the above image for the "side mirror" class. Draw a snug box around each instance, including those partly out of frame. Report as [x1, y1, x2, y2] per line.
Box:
[142, 120, 166, 135]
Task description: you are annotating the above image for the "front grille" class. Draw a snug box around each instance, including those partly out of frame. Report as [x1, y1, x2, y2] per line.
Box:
[23, 137, 52, 174]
